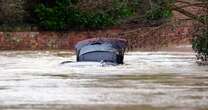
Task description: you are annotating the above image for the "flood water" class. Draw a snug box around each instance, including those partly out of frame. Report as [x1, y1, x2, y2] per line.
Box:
[0, 51, 208, 110]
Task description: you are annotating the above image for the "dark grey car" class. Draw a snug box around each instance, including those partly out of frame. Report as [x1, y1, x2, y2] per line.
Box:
[75, 38, 127, 64]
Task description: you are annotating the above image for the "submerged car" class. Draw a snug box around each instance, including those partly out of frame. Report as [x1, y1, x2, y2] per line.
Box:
[75, 38, 127, 64]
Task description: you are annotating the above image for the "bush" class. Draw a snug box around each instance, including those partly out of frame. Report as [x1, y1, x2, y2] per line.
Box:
[34, 0, 78, 30]
[34, 0, 134, 30]
[144, 0, 173, 20]
[145, 7, 172, 20]
[192, 29, 208, 61]
[109, 0, 134, 19]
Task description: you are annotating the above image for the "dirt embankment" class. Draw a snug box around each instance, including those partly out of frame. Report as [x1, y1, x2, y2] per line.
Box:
[0, 19, 194, 51]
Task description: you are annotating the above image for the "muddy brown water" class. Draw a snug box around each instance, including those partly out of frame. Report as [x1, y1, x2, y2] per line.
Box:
[0, 51, 208, 110]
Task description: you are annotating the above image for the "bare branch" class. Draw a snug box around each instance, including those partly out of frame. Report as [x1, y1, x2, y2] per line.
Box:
[178, 3, 208, 9]
[175, 0, 193, 4]
[172, 5, 206, 24]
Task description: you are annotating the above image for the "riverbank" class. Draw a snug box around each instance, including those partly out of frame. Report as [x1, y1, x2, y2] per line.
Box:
[0, 20, 193, 51]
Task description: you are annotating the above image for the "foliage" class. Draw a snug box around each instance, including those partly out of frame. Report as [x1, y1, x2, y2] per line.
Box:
[190, 1, 208, 62]
[145, 7, 172, 20]
[144, 0, 173, 20]
[192, 28, 208, 61]
[109, 0, 134, 19]
[200, 15, 208, 24]
[34, 0, 134, 30]
[129, 0, 142, 9]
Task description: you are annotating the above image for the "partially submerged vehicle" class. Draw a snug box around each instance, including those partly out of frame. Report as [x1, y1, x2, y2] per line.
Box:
[75, 38, 127, 64]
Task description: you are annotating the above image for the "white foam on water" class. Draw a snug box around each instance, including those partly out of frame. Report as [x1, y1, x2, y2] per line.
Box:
[0, 51, 208, 108]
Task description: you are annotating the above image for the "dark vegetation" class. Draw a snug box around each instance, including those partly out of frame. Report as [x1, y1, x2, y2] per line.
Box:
[0, 0, 174, 30]
[189, 1, 208, 62]
[193, 29, 208, 61]
[34, 0, 134, 30]
[144, 0, 174, 20]
[33, 0, 173, 30]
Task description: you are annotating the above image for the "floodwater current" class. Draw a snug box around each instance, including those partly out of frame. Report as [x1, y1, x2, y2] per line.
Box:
[0, 51, 208, 110]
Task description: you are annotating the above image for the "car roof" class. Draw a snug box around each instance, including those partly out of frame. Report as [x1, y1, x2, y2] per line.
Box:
[75, 38, 127, 51]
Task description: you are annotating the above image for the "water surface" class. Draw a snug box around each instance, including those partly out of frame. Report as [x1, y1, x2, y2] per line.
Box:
[0, 51, 208, 110]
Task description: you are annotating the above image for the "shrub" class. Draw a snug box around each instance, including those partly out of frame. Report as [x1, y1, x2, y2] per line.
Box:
[109, 0, 134, 19]
[34, 0, 76, 30]
[144, 0, 173, 20]
[145, 7, 172, 20]
[34, 0, 134, 30]
[192, 29, 208, 61]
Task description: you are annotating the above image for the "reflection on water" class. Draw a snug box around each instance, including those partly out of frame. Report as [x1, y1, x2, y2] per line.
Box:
[0, 51, 208, 110]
